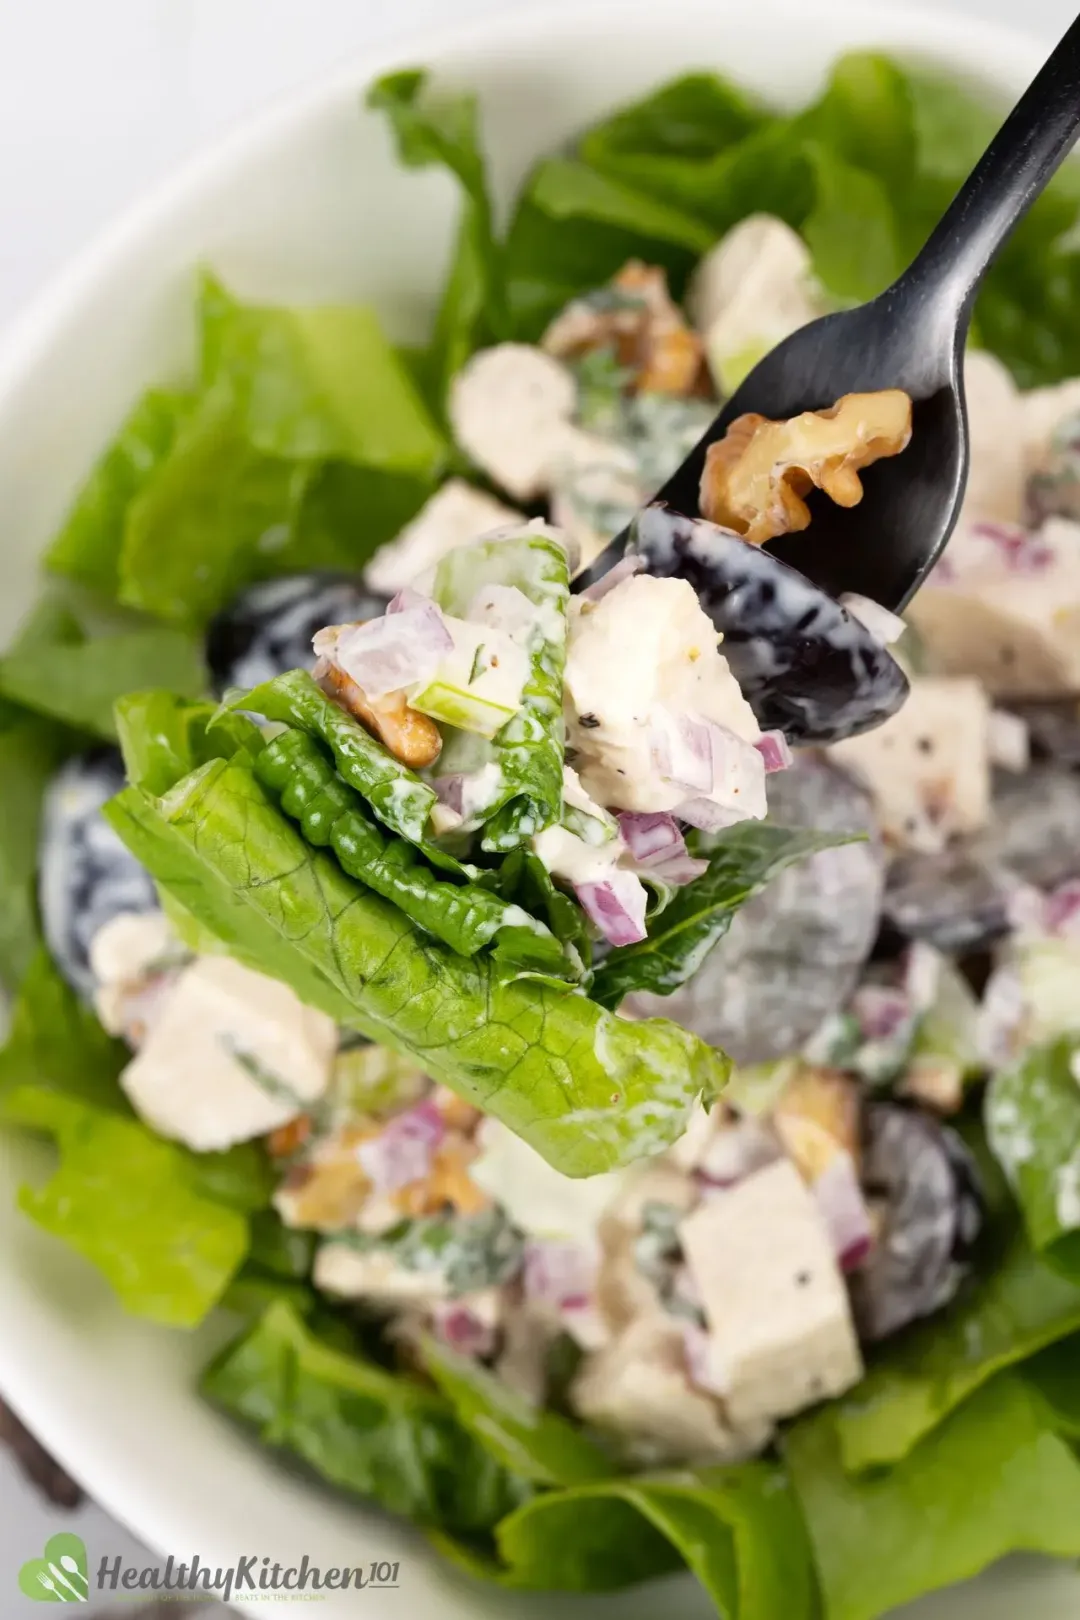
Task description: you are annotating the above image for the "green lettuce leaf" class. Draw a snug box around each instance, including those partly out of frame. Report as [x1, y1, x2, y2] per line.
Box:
[202, 1299, 528, 1531]
[0, 948, 128, 1127]
[1023, 1333, 1080, 1438]
[232, 670, 438, 846]
[106, 752, 727, 1174]
[18, 1099, 251, 1328]
[502, 158, 714, 339]
[421, 1338, 616, 1488]
[44, 388, 193, 599]
[254, 726, 570, 976]
[115, 688, 261, 798]
[490, 1461, 818, 1615]
[591, 823, 854, 1009]
[0, 708, 74, 989]
[834, 1237, 1080, 1472]
[787, 1374, 1080, 1620]
[200, 272, 446, 472]
[985, 1035, 1080, 1277]
[367, 70, 507, 405]
[433, 529, 569, 850]
[0, 612, 207, 745]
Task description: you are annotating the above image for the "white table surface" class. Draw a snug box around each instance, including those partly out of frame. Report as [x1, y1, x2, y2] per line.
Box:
[0, 0, 1074, 1610]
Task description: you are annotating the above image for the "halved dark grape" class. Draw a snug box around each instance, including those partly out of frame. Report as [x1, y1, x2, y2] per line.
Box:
[851, 1103, 984, 1344]
[883, 846, 1012, 954]
[626, 756, 884, 1064]
[206, 574, 388, 695]
[39, 749, 158, 999]
[628, 506, 910, 744]
[980, 767, 1080, 891]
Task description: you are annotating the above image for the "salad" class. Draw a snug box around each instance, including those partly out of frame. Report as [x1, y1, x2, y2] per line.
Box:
[6, 51, 1080, 1620]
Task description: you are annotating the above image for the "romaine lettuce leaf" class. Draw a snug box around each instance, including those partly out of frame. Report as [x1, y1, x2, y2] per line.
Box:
[106, 752, 727, 1175]
[0, 708, 74, 989]
[591, 822, 855, 1008]
[1023, 1333, 1080, 1439]
[44, 389, 193, 599]
[0, 618, 206, 742]
[254, 726, 571, 976]
[489, 1461, 818, 1616]
[834, 1237, 1080, 1472]
[502, 159, 714, 339]
[421, 1338, 615, 1487]
[985, 1035, 1080, 1277]
[433, 529, 569, 850]
[200, 272, 446, 472]
[231, 670, 438, 845]
[0, 948, 128, 1126]
[787, 1374, 1080, 1620]
[367, 70, 507, 406]
[202, 1299, 528, 1532]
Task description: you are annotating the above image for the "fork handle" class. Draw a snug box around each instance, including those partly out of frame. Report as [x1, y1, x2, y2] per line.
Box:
[904, 10, 1080, 327]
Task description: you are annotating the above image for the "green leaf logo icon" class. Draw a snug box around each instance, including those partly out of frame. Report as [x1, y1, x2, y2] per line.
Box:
[18, 1534, 89, 1602]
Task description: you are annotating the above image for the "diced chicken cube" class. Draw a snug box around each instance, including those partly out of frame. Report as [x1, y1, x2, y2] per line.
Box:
[89, 909, 177, 987]
[962, 350, 1024, 526]
[906, 518, 1080, 698]
[314, 1241, 450, 1307]
[565, 573, 762, 815]
[830, 676, 991, 852]
[679, 1159, 862, 1429]
[120, 956, 336, 1152]
[688, 216, 824, 396]
[449, 344, 577, 501]
[571, 1313, 772, 1466]
[364, 479, 524, 596]
[470, 1117, 629, 1244]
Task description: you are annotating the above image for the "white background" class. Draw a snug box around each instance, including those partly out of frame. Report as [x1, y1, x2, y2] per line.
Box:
[0, 0, 1074, 1608]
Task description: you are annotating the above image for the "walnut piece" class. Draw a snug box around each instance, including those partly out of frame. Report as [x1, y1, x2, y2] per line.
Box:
[314, 655, 443, 769]
[542, 260, 706, 397]
[700, 389, 913, 545]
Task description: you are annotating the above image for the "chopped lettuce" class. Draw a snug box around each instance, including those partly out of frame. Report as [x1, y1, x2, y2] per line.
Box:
[421, 1338, 616, 1488]
[367, 70, 508, 407]
[44, 388, 193, 599]
[787, 1375, 1080, 1620]
[1023, 1333, 1080, 1439]
[0, 606, 206, 740]
[985, 1035, 1080, 1277]
[202, 1299, 528, 1532]
[106, 748, 727, 1175]
[0, 708, 74, 989]
[0, 952, 261, 1326]
[200, 273, 446, 472]
[591, 823, 856, 1008]
[834, 1237, 1080, 1472]
[433, 529, 569, 850]
[489, 1461, 818, 1615]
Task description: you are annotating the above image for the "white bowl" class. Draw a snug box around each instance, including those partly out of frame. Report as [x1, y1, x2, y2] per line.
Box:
[1, 3, 1078, 1617]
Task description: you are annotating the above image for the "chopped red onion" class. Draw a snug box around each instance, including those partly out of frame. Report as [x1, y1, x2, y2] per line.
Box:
[523, 1239, 598, 1312]
[754, 731, 793, 774]
[681, 1321, 729, 1397]
[431, 1300, 498, 1359]
[575, 870, 649, 946]
[838, 593, 906, 646]
[332, 602, 453, 700]
[355, 1098, 445, 1195]
[650, 710, 716, 794]
[697, 1117, 781, 1190]
[850, 984, 913, 1043]
[618, 812, 685, 866]
[580, 555, 645, 603]
[978, 964, 1026, 1069]
[903, 942, 944, 1014]
[433, 775, 465, 815]
[646, 852, 709, 887]
[1047, 880, 1080, 940]
[676, 798, 747, 833]
[813, 1153, 874, 1272]
[387, 585, 432, 615]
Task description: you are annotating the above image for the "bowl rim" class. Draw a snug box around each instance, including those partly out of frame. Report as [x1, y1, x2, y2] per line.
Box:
[0, 0, 1057, 1607]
